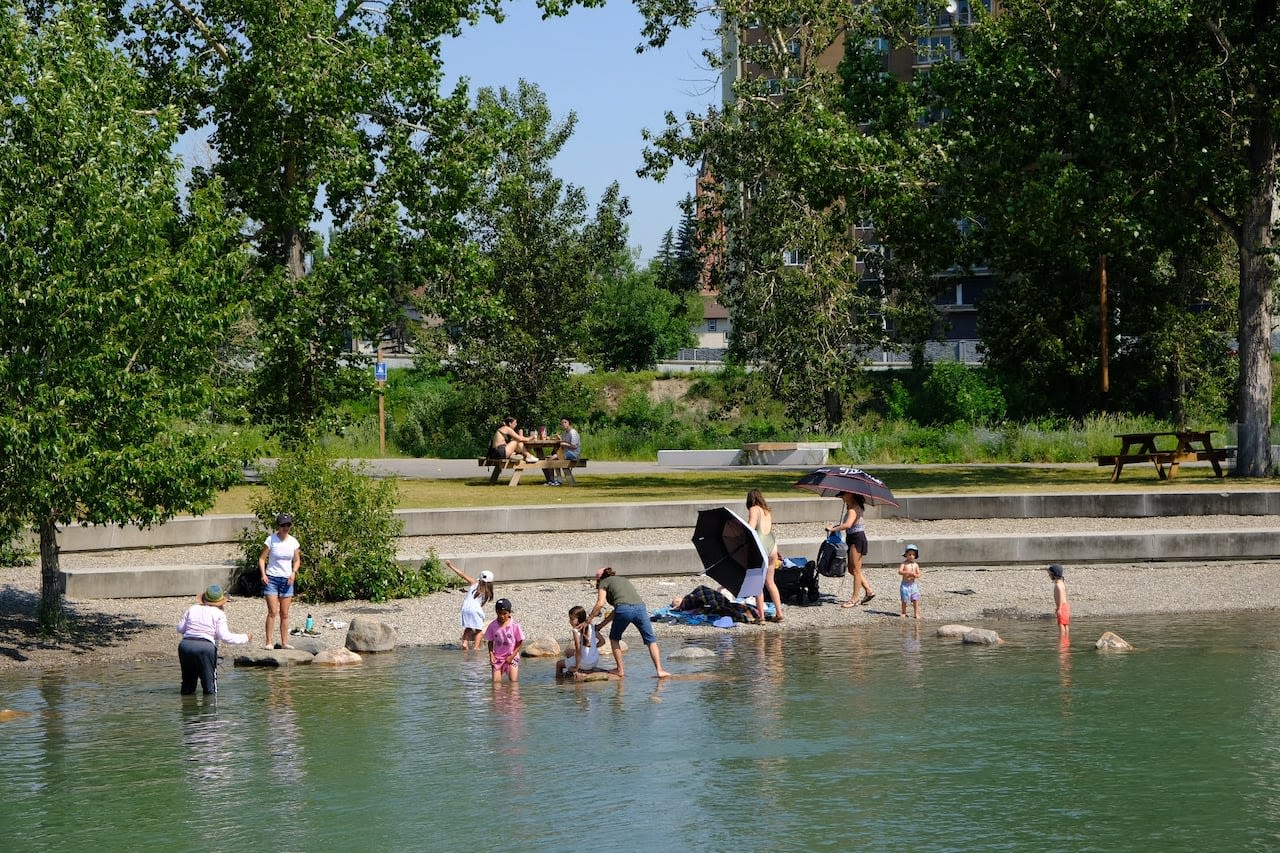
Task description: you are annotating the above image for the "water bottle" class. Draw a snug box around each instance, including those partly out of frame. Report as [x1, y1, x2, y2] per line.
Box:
[305, 613, 314, 632]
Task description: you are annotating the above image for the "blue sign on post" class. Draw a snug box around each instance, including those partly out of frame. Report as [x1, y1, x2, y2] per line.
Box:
[375, 361, 387, 384]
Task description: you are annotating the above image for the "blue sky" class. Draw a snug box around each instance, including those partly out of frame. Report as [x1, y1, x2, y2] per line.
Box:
[441, 3, 718, 261]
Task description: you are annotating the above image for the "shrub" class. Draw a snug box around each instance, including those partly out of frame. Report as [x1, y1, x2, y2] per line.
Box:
[919, 362, 1007, 426]
[234, 447, 446, 602]
[0, 516, 33, 568]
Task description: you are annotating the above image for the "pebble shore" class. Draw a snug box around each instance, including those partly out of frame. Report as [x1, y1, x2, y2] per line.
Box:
[2, 513, 1277, 671]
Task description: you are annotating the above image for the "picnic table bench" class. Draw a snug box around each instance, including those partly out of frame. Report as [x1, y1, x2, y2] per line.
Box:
[740, 441, 843, 465]
[477, 456, 587, 486]
[1096, 431, 1233, 482]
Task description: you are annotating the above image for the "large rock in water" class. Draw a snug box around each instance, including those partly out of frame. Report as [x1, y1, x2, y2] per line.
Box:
[1095, 631, 1134, 651]
[314, 647, 363, 666]
[667, 646, 716, 660]
[937, 624, 974, 639]
[522, 636, 561, 658]
[344, 616, 397, 653]
[234, 648, 315, 667]
[961, 628, 1004, 646]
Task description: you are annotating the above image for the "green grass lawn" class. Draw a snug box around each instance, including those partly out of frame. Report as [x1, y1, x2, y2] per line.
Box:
[209, 464, 1270, 515]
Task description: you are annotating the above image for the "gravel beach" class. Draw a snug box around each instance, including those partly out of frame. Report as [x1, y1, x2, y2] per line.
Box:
[1, 512, 1277, 673]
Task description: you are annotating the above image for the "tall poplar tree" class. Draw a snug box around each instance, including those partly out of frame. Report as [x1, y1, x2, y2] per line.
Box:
[0, 6, 248, 629]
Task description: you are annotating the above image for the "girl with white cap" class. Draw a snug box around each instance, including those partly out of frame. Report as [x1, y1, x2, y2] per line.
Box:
[446, 560, 495, 650]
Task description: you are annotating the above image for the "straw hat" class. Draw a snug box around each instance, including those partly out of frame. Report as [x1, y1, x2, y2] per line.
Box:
[200, 584, 228, 606]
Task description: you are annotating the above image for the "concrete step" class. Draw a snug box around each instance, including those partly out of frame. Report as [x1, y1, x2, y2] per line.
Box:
[63, 564, 233, 600]
[44, 490, 1280, 553]
[63, 526, 1280, 599]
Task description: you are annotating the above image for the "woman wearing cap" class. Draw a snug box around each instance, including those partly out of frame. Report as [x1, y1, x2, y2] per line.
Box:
[587, 567, 670, 679]
[176, 584, 252, 695]
[446, 560, 494, 650]
[258, 513, 301, 649]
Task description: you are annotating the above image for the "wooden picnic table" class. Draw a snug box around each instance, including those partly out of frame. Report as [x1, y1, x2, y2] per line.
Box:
[1096, 431, 1231, 482]
[478, 436, 587, 486]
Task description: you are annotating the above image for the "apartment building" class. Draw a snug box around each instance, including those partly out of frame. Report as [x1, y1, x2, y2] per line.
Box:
[699, 1, 997, 367]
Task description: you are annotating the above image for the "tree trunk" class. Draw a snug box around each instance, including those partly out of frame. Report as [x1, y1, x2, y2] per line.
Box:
[37, 519, 64, 633]
[823, 387, 842, 429]
[1233, 111, 1277, 477]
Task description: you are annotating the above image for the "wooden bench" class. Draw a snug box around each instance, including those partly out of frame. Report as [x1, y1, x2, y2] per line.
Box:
[740, 441, 843, 465]
[477, 457, 587, 486]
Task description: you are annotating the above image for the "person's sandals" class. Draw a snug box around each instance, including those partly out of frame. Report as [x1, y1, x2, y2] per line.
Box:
[840, 600, 858, 609]
[859, 592, 877, 605]
[767, 614, 784, 623]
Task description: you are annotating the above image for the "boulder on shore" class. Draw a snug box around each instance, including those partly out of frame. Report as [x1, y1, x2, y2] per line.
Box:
[345, 616, 397, 653]
[1095, 631, 1134, 651]
[234, 648, 315, 667]
[314, 647, 363, 666]
[522, 636, 561, 658]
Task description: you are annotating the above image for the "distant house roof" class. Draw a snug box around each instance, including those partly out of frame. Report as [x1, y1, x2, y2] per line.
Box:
[702, 297, 728, 320]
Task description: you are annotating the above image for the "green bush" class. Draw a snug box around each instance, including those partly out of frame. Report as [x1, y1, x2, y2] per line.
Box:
[234, 447, 446, 602]
[0, 516, 33, 568]
[918, 361, 1007, 426]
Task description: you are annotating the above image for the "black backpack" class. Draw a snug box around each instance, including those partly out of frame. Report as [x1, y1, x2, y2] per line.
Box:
[815, 537, 848, 578]
[775, 559, 821, 606]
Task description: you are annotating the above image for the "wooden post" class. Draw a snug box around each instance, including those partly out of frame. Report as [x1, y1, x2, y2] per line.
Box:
[1099, 254, 1110, 406]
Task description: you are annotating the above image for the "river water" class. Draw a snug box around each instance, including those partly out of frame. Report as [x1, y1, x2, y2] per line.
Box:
[4, 611, 1280, 852]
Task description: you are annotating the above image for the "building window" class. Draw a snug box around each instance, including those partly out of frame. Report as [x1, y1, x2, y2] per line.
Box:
[786, 38, 802, 59]
[782, 248, 805, 267]
[708, 319, 718, 332]
[915, 35, 953, 65]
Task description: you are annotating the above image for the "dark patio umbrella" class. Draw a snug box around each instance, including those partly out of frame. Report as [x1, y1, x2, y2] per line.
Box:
[792, 467, 900, 507]
[690, 507, 768, 599]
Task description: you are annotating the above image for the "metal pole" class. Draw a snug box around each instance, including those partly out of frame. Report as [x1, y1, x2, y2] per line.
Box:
[377, 343, 386, 455]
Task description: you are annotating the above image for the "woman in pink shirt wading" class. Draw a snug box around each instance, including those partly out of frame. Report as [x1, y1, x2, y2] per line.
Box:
[176, 584, 252, 695]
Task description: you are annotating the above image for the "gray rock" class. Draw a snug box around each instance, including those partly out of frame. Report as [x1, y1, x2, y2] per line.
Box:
[314, 647, 363, 666]
[233, 648, 315, 667]
[522, 635, 562, 657]
[937, 624, 974, 638]
[1095, 631, 1134, 651]
[962, 628, 1003, 646]
[287, 636, 327, 655]
[667, 646, 716, 660]
[345, 616, 397, 652]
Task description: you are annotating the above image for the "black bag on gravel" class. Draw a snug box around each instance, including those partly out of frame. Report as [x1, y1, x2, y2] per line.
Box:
[815, 534, 848, 578]
[775, 558, 821, 606]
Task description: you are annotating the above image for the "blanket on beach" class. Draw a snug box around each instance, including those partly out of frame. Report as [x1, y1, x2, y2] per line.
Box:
[652, 585, 769, 625]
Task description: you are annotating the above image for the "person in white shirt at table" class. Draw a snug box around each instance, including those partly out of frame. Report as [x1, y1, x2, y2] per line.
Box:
[545, 417, 581, 486]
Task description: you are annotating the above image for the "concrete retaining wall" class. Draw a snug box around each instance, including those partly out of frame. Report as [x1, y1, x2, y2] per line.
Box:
[47, 489, 1280, 553]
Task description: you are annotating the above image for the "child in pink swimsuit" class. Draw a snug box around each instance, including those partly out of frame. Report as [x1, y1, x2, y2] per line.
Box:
[484, 598, 525, 683]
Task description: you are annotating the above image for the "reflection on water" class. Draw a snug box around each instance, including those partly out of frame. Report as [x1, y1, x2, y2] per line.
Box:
[2, 611, 1280, 851]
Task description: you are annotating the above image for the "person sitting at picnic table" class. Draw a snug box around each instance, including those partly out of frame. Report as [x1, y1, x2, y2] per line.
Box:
[558, 418, 581, 460]
[543, 417, 581, 486]
[489, 416, 537, 464]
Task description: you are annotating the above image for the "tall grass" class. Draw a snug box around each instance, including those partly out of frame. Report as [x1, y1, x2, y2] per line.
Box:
[835, 414, 1199, 465]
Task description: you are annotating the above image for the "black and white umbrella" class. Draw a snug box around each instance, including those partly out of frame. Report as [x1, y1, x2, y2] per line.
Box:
[793, 467, 900, 506]
[690, 507, 768, 599]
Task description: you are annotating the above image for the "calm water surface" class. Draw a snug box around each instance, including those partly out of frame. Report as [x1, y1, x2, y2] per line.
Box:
[4, 611, 1280, 852]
